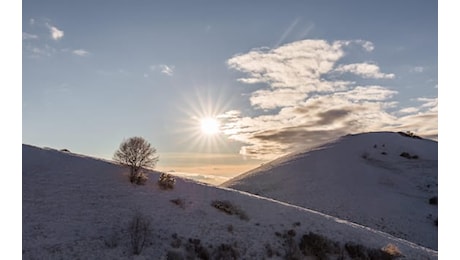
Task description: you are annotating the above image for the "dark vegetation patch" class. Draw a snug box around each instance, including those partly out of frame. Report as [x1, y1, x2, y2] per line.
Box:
[168, 234, 241, 260]
[158, 173, 176, 190]
[162, 227, 408, 260]
[429, 196, 438, 205]
[211, 200, 249, 221]
[272, 229, 404, 260]
[131, 171, 148, 185]
[128, 212, 152, 255]
[299, 232, 341, 260]
[185, 238, 209, 260]
[400, 152, 419, 159]
[212, 243, 240, 260]
[398, 131, 422, 139]
[170, 198, 185, 209]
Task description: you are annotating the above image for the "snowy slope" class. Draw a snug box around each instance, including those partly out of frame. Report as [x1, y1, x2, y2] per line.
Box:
[222, 132, 438, 250]
[22, 143, 437, 259]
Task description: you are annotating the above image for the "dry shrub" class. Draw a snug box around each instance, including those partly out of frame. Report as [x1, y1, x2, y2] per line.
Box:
[382, 243, 403, 257]
[299, 232, 340, 260]
[128, 212, 152, 255]
[158, 173, 176, 190]
[211, 200, 249, 221]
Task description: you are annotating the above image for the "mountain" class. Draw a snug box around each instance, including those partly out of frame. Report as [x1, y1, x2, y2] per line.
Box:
[222, 132, 438, 250]
[22, 143, 437, 259]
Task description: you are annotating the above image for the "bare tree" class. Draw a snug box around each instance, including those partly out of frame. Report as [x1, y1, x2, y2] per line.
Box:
[113, 136, 159, 184]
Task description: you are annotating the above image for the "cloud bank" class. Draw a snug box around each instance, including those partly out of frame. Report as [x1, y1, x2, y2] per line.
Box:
[223, 39, 437, 159]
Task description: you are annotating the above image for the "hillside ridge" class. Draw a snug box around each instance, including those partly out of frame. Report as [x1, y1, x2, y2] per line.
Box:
[222, 131, 438, 250]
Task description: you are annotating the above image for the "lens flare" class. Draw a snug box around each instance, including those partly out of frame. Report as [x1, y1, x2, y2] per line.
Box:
[200, 118, 220, 135]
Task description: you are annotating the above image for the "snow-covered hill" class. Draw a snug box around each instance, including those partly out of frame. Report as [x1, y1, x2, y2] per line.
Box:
[222, 132, 438, 250]
[22, 143, 437, 259]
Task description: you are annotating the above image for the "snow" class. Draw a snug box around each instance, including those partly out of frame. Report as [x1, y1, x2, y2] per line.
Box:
[22, 140, 437, 259]
[223, 131, 438, 250]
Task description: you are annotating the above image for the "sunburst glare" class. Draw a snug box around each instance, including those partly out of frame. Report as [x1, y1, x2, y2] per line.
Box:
[200, 117, 220, 135]
[174, 86, 236, 153]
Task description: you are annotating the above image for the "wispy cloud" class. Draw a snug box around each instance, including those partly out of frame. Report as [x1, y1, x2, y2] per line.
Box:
[22, 32, 38, 40]
[48, 25, 64, 40]
[223, 39, 436, 159]
[24, 18, 91, 59]
[72, 49, 90, 56]
[150, 64, 175, 76]
[410, 66, 425, 73]
[23, 43, 56, 58]
[356, 40, 374, 52]
[160, 65, 174, 76]
[335, 63, 395, 79]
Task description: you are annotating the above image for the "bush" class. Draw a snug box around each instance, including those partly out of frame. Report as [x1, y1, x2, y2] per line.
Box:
[345, 242, 399, 260]
[166, 250, 184, 260]
[170, 198, 185, 208]
[400, 152, 418, 159]
[158, 173, 176, 190]
[131, 171, 148, 185]
[185, 238, 209, 260]
[382, 243, 403, 258]
[299, 232, 340, 259]
[345, 243, 367, 259]
[398, 131, 422, 139]
[128, 212, 152, 255]
[212, 243, 239, 260]
[211, 200, 249, 221]
[429, 196, 438, 205]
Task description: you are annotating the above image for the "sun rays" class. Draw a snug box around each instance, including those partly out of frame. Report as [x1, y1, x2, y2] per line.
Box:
[174, 86, 236, 153]
[200, 117, 220, 135]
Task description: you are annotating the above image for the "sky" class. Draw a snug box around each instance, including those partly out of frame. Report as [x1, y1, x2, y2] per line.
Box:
[21, 0, 438, 184]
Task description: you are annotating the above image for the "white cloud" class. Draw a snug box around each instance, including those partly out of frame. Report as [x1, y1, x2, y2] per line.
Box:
[417, 97, 438, 112]
[150, 64, 174, 76]
[250, 88, 308, 109]
[72, 49, 89, 56]
[410, 66, 425, 73]
[49, 25, 64, 40]
[23, 43, 56, 58]
[222, 88, 400, 159]
[337, 39, 374, 52]
[335, 63, 395, 79]
[227, 40, 357, 110]
[22, 32, 38, 40]
[358, 40, 375, 52]
[160, 65, 174, 76]
[398, 107, 419, 115]
[333, 86, 397, 101]
[223, 39, 436, 159]
[228, 40, 346, 91]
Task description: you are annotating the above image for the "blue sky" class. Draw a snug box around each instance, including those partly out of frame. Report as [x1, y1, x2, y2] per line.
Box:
[22, 0, 438, 183]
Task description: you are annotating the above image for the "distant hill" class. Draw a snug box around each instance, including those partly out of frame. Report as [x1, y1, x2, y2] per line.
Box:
[22, 142, 437, 259]
[222, 132, 438, 250]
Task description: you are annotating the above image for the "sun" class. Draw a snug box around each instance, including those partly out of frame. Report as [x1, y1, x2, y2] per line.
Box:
[200, 117, 220, 135]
